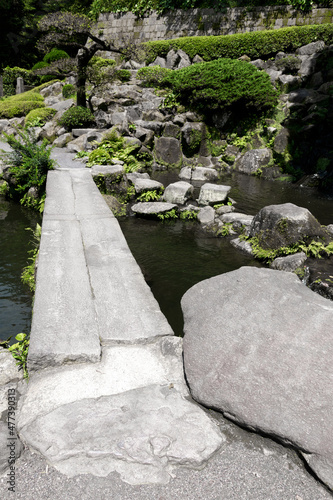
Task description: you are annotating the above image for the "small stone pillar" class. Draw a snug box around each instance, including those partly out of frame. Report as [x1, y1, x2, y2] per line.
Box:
[16, 77, 24, 94]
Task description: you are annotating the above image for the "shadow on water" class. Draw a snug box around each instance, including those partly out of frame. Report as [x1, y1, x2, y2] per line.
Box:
[0, 196, 41, 342]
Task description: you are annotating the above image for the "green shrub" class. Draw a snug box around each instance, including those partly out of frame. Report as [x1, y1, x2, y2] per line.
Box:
[43, 48, 70, 64]
[0, 92, 45, 119]
[114, 69, 131, 82]
[0, 127, 55, 210]
[144, 24, 333, 63]
[137, 66, 172, 87]
[2, 66, 40, 97]
[25, 107, 57, 127]
[89, 56, 116, 69]
[62, 84, 75, 98]
[275, 55, 301, 74]
[31, 61, 49, 71]
[58, 106, 96, 130]
[149, 59, 278, 115]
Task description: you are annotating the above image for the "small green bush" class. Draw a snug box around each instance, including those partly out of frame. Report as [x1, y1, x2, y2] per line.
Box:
[0, 93, 45, 119]
[146, 59, 278, 115]
[62, 84, 75, 98]
[58, 106, 96, 130]
[25, 107, 57, 127]
[89, 56, 116, 69]
[114, 69, 131, 82]
[43, 48, 70, 64]
[275, 55, 301, 74]
[137, 66, 172, 87]
[31, 61, 49, 71]
[144, 24, 333, 63]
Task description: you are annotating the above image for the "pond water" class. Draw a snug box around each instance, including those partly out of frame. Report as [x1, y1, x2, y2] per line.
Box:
[119, 171, 333, 336]
[0, 197, 40, 342]
[1, 172, 332, 341]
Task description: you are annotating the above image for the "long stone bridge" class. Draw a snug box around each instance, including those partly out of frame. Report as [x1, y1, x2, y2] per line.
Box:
[17, 154, 223, 484]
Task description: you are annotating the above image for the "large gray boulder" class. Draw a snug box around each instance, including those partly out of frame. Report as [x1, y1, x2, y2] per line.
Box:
[154, 137, 182, 168]
[179, 166, 218, 182]
[131, 202, 178, 217]
[198, 183, 231, 206]
[249, 203, 330, 249]
[235, 148, 272, 175]
[182, 266, 333, 491]
[163, 181, 193, 204]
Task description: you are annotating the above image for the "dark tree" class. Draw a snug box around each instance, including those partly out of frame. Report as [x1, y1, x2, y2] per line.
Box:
[37, 12, 125, 107]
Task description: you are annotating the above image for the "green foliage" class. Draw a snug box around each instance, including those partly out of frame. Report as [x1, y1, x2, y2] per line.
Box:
[137, 66, 172, 87]
[159, 90, 180, 110]
[137, 189, 162, 202]
[0, 181, 9, 196]
[31, 61, 50, 71]
[58, 106, 96, 130]
[87, 147, 112, 166]
[218, 222, 233, 236]
[157, 208, 178, 220]
[179, 209, 198, 220]
[0, 127, 55, 210]
[8, 333, 29, 379]
[89, 56, 116, 69]
[115, 69, 131, 82]
[275, 55, 301, 74]
[159, 59, 278, 115]
[62, 84, 76, 99]
[2, 66, 40, 97]
[144, 24, 333, 64]
[0, 91, 45, 119]
[25, 107, 57, 127]
[21, 223, 41, 293]
[43, 48, 70, 64]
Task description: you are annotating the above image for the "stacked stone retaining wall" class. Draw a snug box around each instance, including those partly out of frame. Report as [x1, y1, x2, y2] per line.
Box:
[97, 6, 333, 43]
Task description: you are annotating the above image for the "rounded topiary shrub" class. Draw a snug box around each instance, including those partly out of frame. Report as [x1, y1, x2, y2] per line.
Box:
[43, 49, 70, 64]
[25, 107, 57, 127]
[62, 84, 75, 99]
[32, 61, 49, 71]
[165, 59, 279, 114]
[58, 106, 96, 130]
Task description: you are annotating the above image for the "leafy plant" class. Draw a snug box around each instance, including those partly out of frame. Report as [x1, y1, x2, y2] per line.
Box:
[218, 222, 233, 236]
[21, 223, 41, 292]
[62, 84, 76, 98]
[0, 127, 55, 210]
[25, 107, 57, 127]
[160, 90, 180, 110]
[138, 190, 162, 202]
[8, 333, 30, 379]
[179, 209, 198, 220]
[58, 106, 96, 130]
[157, 208, 178, 220]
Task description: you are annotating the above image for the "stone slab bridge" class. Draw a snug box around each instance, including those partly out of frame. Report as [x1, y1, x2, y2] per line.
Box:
[17, 157, 223, 485]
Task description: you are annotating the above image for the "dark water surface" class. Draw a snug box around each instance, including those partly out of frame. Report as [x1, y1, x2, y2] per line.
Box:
[120, 172, 333, 336]
[0, 197, 40, 342]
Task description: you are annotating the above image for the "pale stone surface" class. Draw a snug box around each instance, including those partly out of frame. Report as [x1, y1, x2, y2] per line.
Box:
[270, 252, 307, 272]
[197, 206, 215, 225]
[90, 164, 124, 177]
[219, 212, 253, 230]
[0, 348, 23, 385]
[162, 181, 194, 204]
[131, 202, 177, 216]
[134, 178, 163, 194]
[198, 183, 231, 206]
[19, 385, 223, 485]
[154, 137, 182, 167]
[230, 237, 253, 255]
[235, 148, 272, 175]
[182, 267, 333, 490]
[179, 166, 218, 182]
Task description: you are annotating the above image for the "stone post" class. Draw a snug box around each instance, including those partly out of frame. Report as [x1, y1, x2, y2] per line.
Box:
[16, 77, 24, 94]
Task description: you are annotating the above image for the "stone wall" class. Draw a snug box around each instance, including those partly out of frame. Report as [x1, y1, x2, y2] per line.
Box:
[97, 6, 333, 43]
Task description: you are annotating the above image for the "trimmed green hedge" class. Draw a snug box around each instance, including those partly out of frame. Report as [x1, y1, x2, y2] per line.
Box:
[25, 107, 57, 126]
[144, 24, 333, 63]
[1, 67, 40, 97]
[138, 58, 278, 115]
[0, 89, 45, 118]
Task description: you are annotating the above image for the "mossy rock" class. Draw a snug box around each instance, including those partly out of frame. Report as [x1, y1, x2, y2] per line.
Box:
[25, 107, 57, 127]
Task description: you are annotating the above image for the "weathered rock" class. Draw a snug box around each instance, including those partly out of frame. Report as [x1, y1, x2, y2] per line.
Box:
[215, 205, 235, 215]
[299, 54, 319, 77]
[235, 148, 272, 175]
[219, 212, 254, 231]
[163, 181, 194, 204]
[0, 420, 22, 474]
[270, 252, 307, 272]
[134, 178, 163, 194]
[198, 183, 231, 206]
[181, 122, 205, 157]
[179, 166, 218, 182]
[176, 49, 191, 69]
[135, 120, 163, 135]
[66, 135, 86, 153]
[296, 41, 326, 56]
[163, 122, 181, 138]
[273, 127, 290, 154]
[90, 164, 124, 179]
[0, 348, 23, 385]
[53, 133, 73, 148]
[154, 137, 182, 168]
[131, 202, 177, 217]
[278, 74, 300, 92]
[182, 266, 333, 491]
[249, 203, 329, 249]
[197, 206, 215, 225]
[40, 121, 60, 142]
[40, 81, 63, 97]
[230, 237, 253, 255]
[126, 172, 150, 184]
[0, 120, 9, 131]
